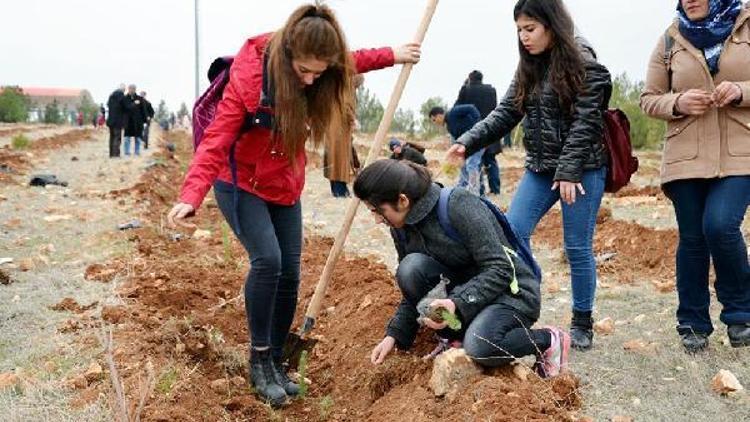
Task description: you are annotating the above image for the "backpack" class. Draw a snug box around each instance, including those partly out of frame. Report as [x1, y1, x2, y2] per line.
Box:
[191, 55, 274, 234]
[602, 108, 638, 193]
[395, 187, 542, 294]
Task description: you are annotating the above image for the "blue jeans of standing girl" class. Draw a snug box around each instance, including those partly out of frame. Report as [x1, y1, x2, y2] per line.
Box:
[507, 167, 607, 312]
[663, 176, 750, 335]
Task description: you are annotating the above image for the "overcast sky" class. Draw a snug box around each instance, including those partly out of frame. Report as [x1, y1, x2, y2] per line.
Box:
[0, 0, 680, 115]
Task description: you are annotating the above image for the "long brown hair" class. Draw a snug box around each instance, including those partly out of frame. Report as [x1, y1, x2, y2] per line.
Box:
[512, 0, 585, 112]
[267, 3, 355, 160]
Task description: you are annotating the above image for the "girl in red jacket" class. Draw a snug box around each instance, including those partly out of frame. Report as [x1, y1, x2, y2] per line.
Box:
[167, 3, 420, 407]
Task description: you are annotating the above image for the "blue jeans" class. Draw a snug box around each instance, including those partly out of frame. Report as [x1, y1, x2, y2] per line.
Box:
[482, 151, 501, 194]
[123, 136, 141, 156]
[507, 168, 606, 312]
[396, 253, 550, 367]
[214, 181, 302, 358]
[663, 176, 750, 334]
[458, 147, 486, 196]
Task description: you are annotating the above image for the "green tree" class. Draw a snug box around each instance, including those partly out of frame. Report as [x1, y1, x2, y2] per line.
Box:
[0, 86, 29, 123]
[355, 86, 384, 133]
[44, 100, 64, 124]
[177, 102, 190, 120]
[418, 96, 447, 139]
[77, 90, 98, 124]
[155, 99, 170, 122]
[610, 73, 666, 150]
[391, 108, 417, 137]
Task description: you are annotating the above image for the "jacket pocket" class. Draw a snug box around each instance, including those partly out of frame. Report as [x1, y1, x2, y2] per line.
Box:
[663, 117, 699, 164]
[726, 111, 750, 157]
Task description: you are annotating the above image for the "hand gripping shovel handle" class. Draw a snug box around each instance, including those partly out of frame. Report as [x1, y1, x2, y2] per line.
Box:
[298, 0, 440, 336]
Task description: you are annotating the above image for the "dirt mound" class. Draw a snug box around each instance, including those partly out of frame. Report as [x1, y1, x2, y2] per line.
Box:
[613, 184, 666, 200]
[29, 129, 95, 151]
[0, 148, 31, 184]
[49, 298, 98, 314]
[76, 131, 582, 420]
[535, 209, 677, 287]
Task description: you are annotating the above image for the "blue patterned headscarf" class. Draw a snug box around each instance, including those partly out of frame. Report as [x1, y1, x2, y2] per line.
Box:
[677, 0, 743, 74]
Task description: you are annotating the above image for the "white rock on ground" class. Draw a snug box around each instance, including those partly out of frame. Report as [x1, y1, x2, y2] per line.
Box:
[429, 348, 482, 397]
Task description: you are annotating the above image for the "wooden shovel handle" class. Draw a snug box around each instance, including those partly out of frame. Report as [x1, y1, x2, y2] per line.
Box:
[301, 0, 440, 329]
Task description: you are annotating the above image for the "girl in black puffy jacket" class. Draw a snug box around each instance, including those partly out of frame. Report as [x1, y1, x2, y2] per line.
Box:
[447, 0, 612, 351]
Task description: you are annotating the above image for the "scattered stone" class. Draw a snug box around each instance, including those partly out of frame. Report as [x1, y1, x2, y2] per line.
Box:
[44, 361, 58, 373]
[118, 219, 143, 230]
[357, 295, 373, 311]
[58, 319, 82, 333]
[593, 318, 615, 335]
[512, 363, 533, 382]
[230, 376, 246, 388]
[595, 252, 617, 264]
[43, 214, 74, 223]
[0, 257, 13, 266]
[612, 416, 633, 422]
[192, 229, 212, 240]
[711, 370, 743, 395]
[0, 372, 21, 391]
[18, 258, 35, 272]
[210, 378, 230, 392]
[545, 280, 561, 294]
[84, 362, 103, 383]
[0, 269, 13, 285]
[71, 156, 79, 161]
[633, 314, 646, 324]
[429, 348, 482, 397]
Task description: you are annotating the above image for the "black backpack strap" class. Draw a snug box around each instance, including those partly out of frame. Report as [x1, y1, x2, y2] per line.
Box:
[664, 31, 675, 92]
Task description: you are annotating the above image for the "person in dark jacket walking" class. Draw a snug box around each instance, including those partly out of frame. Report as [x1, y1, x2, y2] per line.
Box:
[106, 84, 126, 158]
[430, 105, 485, 195]
[354, 160, 570, 376]
[123, 84, 145, 156]
[140, 91, 155, 149]
[455, 70, 502, 195]
[447, 0, 612, 351]
[389, 138, 427, 166]
[166, 3, 421, 407]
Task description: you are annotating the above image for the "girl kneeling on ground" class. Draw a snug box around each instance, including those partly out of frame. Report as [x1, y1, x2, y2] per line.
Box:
[354, 159, 569, 377]
[166, 3, 421, 407]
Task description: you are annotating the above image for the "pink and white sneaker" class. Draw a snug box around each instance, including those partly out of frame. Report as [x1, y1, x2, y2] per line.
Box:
[535, 326, 571, 378]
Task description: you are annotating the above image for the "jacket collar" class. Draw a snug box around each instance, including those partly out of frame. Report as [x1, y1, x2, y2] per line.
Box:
[405, 183, 440, 225]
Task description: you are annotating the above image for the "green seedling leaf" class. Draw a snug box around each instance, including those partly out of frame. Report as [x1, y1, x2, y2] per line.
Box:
[439, 308, 462, 331]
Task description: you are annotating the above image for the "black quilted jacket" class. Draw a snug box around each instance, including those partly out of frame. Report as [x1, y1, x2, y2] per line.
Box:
[457, 40, 612, 182]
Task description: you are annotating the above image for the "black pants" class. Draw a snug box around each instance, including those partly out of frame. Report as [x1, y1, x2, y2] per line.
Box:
[108, 126, 122, 157]
[214, 181, 302, 359]
[329, 180, 350, 197]
[397, 253, 550, 367]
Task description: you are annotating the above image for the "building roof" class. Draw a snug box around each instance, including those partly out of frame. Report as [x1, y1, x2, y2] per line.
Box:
[21, 87, 83, 98]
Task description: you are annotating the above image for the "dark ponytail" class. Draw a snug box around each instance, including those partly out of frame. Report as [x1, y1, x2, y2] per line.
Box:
[353, 159, 432, 207]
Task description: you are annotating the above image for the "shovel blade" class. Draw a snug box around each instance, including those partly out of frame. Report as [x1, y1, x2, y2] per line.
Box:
[282, 333, 318, 370]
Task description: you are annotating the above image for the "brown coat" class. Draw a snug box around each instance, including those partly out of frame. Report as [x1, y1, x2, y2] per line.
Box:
[641, 6, 750, 185]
